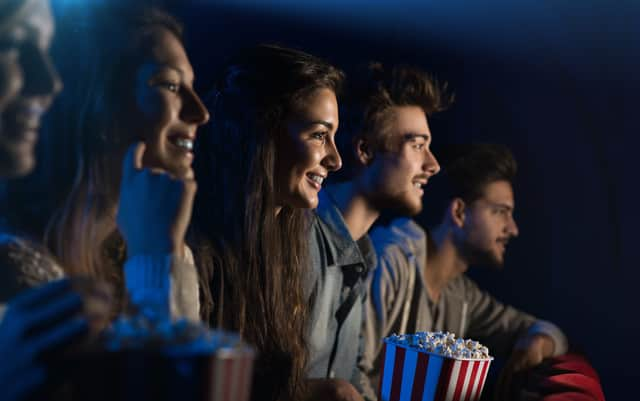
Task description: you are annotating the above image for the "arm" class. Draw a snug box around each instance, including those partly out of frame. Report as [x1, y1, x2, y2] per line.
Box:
[123, 245, 200, 321]
[361, 246, 415, 376]
[117, 143, 198, 321]
[462, 275, 566, 359]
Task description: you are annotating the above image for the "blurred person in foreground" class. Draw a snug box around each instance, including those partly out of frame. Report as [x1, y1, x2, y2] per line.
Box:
[0, 1, 110, 400]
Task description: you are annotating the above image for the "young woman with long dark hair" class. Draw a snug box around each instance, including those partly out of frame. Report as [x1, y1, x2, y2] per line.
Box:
[40, 3, 209, 318]
[191, 44, 344, 401]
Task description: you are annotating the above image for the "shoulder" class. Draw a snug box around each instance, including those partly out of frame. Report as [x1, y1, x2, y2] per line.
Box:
[0, 233, 65, 301]
[371, 219, 425, 262]
[443, 273, 478, 298]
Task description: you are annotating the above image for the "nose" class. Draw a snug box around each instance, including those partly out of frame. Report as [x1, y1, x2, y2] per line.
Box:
[322, 136, 342, 172]
[507, 215, 519, 237]
[181, 88, 210, 126]
[423, 149, 440, 176]
[23, 44, 63, 99]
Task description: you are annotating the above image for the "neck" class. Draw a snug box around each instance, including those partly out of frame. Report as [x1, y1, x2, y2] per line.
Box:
[424, 225, 468, 302]
[332, 181, 380, 241]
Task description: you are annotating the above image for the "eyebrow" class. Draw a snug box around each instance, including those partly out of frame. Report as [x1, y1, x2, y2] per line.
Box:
[308, 120, 334, 130]
[402, 133, 430, 141]
[151, 63, 194, 85]
[489, 202, 514, 211]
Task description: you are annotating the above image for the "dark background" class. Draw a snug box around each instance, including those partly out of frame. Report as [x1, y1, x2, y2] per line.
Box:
[52, 0, 638, 398]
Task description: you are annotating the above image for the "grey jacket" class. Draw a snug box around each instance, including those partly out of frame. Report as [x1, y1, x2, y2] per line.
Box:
[307, 187, 377, 399]
[362, 218, 568, 392]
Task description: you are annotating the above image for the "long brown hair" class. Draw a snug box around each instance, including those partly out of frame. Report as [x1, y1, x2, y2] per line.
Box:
[191, 44, 344, 401]
[43, 5, 185, 289]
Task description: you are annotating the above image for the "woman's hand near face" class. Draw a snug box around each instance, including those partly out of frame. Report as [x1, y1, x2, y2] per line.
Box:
[0, 279, 88, 401]
[117, 142, 197, 258]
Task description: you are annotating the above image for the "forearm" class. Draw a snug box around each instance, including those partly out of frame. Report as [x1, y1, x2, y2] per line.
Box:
[125, 249, 200, 322]
[124, 253, 173, 320]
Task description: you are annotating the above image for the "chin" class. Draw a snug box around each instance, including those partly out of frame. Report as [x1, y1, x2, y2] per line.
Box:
[397, 198, 422, 216]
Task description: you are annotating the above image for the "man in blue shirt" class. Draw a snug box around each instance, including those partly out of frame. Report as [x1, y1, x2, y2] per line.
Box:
[305, 63, 451, 401]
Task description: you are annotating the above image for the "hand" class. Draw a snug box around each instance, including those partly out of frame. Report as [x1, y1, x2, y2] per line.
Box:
[305, 378, 365, 401]
[0, 280, 88, 401]
[116, 142, 197, 258]
[495, 333, 555, 401]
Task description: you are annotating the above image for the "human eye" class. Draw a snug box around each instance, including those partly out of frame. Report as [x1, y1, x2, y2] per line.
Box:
[311, 131, 328, 144]
[412, 142, 425, 151]
[158, 81, 180, 93]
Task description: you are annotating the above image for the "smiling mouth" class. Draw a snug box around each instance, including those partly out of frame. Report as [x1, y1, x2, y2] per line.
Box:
[167, 132, 195, 154]
[306, 173, 325, 190]
[172, 138, 193, 151]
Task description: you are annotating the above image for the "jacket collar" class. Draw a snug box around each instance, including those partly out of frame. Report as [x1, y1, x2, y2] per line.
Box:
[316, 185, 375, 269]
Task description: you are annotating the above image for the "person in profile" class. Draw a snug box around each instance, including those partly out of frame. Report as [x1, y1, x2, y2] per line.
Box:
[190, 44, 344, 401]
[364, 143, 568, 397]
[0, 1, 108, 400]
[308, 62, 450, 401]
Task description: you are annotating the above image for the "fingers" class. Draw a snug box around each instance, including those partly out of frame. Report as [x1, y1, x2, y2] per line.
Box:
[133, 142, 146, 170]
[8, 279, 72, 312]
[121, 142, 146, 183]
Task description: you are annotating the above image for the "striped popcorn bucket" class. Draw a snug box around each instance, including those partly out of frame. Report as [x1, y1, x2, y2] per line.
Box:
[378, 339, 492, 401]
[198, 345, 256, 401]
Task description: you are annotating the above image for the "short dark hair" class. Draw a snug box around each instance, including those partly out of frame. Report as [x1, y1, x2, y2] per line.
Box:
[419, 143, 517, 227]
[336, 62, 453, 178]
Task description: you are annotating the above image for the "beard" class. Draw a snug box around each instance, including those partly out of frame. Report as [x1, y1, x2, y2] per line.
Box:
[460, 239, 505, 269]
[369, 187, 422, 217]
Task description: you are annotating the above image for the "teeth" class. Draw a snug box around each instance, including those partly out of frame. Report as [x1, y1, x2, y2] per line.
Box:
[174, 138, 193, 151]
[309, 174, 324, 185]
[414, 182, 423, 189]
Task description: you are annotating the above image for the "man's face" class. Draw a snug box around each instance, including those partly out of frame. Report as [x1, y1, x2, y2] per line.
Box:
[0, 0, 62, 177]
[367, 105, 440, 215]
[459, 180, 519, 267]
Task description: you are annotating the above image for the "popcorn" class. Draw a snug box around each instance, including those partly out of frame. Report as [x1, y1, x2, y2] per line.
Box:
[385, 331, 492, 360]
[380, 332, 493, 401]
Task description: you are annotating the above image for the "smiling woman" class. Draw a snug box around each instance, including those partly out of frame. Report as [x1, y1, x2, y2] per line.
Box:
[37, 4, 209, 318]
[190, 44, 344, 401]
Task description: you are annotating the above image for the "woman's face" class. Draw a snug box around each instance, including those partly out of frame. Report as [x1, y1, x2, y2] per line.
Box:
[0, 0, 62, 177]
[128, 27, 209, 179]
[275, 87, 342, 209]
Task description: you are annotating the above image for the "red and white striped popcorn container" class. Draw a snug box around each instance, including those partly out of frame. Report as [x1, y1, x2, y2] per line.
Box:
[378, 338, 492, 401]
[199, 344, 256, 401]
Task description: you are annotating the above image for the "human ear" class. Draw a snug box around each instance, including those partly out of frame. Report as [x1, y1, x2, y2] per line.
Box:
[450, 198, 466, 228]
[355, 138, 374, 166]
